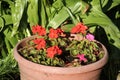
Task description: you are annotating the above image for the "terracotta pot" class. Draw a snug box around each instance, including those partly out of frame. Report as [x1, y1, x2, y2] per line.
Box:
[14, 36, 108, 80]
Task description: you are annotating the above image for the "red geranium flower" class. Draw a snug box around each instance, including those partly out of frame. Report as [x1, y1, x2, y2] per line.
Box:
[47, 46, 62, 58]
[57, 28, 66, 37]
[32, 25, 41, 34]
[33, 38, 46, 50]
[32, 25, 46, 36]
[57, 28, 64, 34]
[38, 27, 46, 36]
[48, 28, 64, 39]
[48, 28, 59, 39]
[71, 23, 88, 34]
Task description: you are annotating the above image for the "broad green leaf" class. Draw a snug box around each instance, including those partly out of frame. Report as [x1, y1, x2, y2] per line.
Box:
[83, 5, 120, 48]
[47, 6, 68, 28]
[52, 0, 64, 11]
[101, 0, 109, 8]
[65, 7, 79, 24]
[0, 17, 4, 32]
[107, 0, 120, 11]
[91, 0, 102, 11]
[1, 48, 7, 58]
[11, 0, 27, 36]
[4, 37, 12, 54]
[0, 1, 1, 16]
[61, 24, 74, 32]
[2, 15, 13, 25]
[3, 26, 18, 47]
[27, 0, 39, 27]
[115, 11, 120, 19]
[65, 0, 89, 14]
[19, 4, 31, 38]
[39, 0, 48, 27]
[0, 37, 6, 58]
[47, 0, 89, 29]
[101, 0, 120, 11]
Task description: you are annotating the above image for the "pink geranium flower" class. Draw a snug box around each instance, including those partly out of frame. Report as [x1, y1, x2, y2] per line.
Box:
[86, 33, 95, 41]
[77, 54, 87, 62]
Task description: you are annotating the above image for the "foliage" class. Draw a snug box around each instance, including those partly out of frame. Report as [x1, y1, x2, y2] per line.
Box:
[0, 0, 29, 79]
[0, 0, 120, 79]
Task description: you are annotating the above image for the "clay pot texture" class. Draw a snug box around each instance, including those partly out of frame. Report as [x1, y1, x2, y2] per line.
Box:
[14, 36, 108, 80]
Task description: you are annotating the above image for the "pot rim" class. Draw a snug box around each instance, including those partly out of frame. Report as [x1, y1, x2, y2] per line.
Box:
[14, 36, 108, 74]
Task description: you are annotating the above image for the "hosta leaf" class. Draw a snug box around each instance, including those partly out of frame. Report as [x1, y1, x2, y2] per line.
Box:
[100, 0, 120, 11]
[65, 0, 89, 14]
[0, 1, 1, 16]
[101, 0, 109, 8]
[52, 0, 64, 10]
[2, 15, 13, 25]
[47, 0, 89, 29]
[65, 7, 79, 24]
[39, 0, 49, 28]
[91, 0, 102, 11]
[83, 3, 120, 49]
[4, 37, 12, 54]
[47, 6, 68, 29]
[3, 27, 18, 47]
[107, 0, 120, 10]
[11, 0, 27, 36]
[27, 0, 39, 27]
[1, 48, 7, 58]
[0, 17, 4, 32]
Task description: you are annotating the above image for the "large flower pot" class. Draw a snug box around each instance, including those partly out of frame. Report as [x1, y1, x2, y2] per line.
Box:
[14, 36, 108, 80]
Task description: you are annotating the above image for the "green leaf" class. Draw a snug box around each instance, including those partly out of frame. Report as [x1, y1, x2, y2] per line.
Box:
[0, 52, 18, 76]
[91, 0, 102, 11]
[1, 48, 7, 58]
[65, 7, 79, 24]
[101, 0, 120, 11]
[47, 0, 89, 29]
[52, 0, 64, 10]
[4, 37, 12, 54]
[83, 3, 120, 49]
[0, 1, 1, 16]
[47, 6, 68, 29]
[3, 26, 18, 47]
[11, 0, 27, 36]
[61, 24, 74, 32]
[39, 0, 48, 27]
[0, 17, 4, 32]
[107, 0, 120, 10]
[101, 0, 109, 8]
[27, 0, 39, 27]
[2, 15, 13, 25]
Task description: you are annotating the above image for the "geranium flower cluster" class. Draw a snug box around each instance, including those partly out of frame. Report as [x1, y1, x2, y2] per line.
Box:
[19, 22, 103, 67]
[32, 25, 64, 58]
[32, 23, 90, 59]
